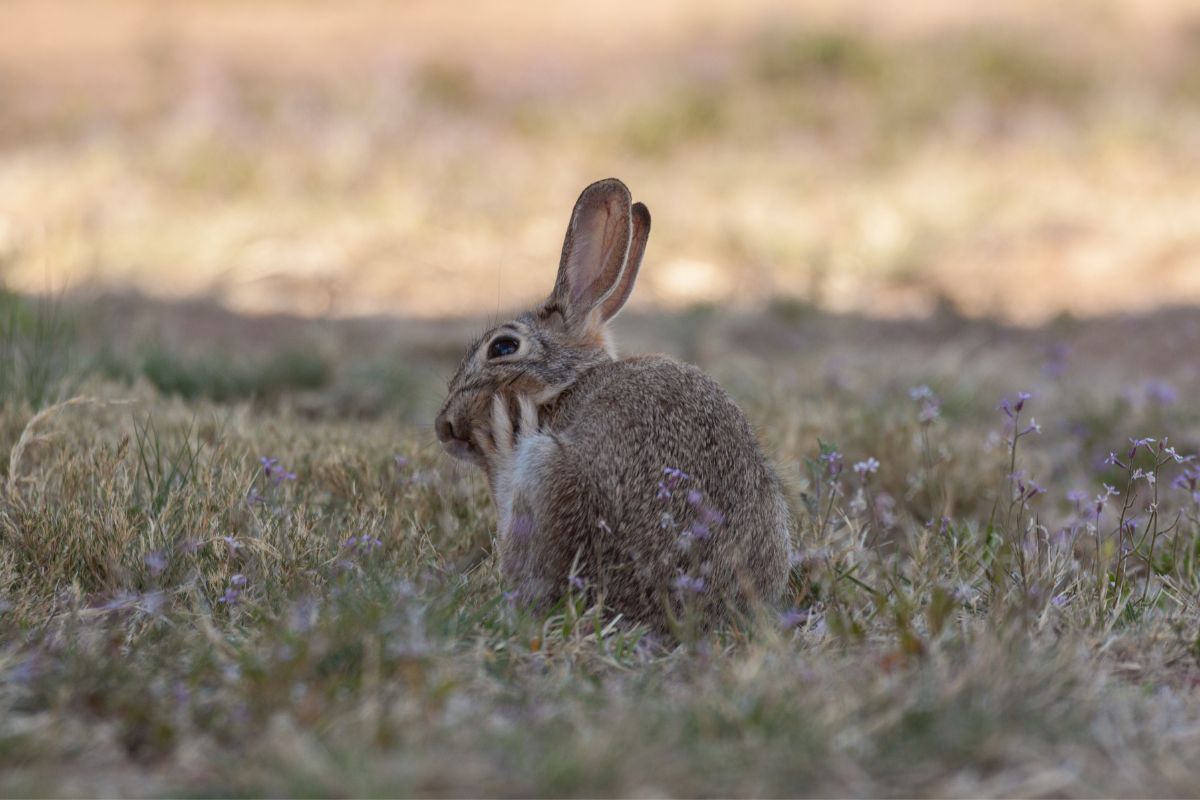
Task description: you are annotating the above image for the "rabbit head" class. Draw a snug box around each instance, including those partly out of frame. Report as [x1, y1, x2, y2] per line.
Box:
[435, 178, 651, 468]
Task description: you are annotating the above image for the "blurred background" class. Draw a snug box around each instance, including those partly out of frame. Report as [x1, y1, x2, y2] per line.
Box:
[2, 0, 1199, 418]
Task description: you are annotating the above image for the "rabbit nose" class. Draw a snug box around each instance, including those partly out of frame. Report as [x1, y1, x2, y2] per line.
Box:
[436, 415, 464, 444]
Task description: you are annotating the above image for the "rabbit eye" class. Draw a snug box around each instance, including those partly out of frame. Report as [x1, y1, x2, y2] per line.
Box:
[487, 336, 520, 359]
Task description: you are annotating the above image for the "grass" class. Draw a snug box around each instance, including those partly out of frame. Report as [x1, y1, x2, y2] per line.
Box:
[1, 298, 1200, 796]
[0, 291, 77, 411]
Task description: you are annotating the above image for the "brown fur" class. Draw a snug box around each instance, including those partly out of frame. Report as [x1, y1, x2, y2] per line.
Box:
[435, 178, 791, 633]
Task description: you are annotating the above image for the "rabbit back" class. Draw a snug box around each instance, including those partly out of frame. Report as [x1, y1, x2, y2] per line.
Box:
[500, 354, 791, 631]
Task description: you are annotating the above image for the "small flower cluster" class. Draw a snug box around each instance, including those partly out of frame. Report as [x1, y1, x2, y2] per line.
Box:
[1012, 473, 1046, 502]
[672, 574, 707, 594]
[1172, 465, 1200, 504]
[910, 385, 941, 424]
[1092, 483, 1120, 516]
[144, 550, 167, 576]
[820, 449, 844, 478]
[853, 457, 880, 477]
[657, 466, 727, 551]
[1145, 380, 1178, 407]
[218, 573, 247, 606]
[342, 535, 383, 555]
[998, 391, 1030, 419]
[657, 466, 689, 500]
[683, 490, 725, 542]
[999, 391, 1041, 435]
[260, 456, 297, 483]
[249, 456, 298, 507]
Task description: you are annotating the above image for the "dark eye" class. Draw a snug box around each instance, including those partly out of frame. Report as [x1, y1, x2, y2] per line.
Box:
[487, 336, 520, 359]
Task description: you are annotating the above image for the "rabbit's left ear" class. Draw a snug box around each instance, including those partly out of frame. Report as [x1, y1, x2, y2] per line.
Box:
[552, 178, 634, 325]
[599, 201, 649, 322]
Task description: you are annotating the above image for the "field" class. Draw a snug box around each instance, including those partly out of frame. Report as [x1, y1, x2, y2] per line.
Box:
[4, 1, 1200, 796]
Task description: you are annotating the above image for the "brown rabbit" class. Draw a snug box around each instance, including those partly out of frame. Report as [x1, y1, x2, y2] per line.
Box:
[435, 178, 790, 633]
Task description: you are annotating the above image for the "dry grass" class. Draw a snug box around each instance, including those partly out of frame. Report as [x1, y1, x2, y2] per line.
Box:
[1, 293, 1200, 796]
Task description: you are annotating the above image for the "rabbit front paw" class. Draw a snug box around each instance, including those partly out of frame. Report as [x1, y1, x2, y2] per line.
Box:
[475, 394, 540, 525]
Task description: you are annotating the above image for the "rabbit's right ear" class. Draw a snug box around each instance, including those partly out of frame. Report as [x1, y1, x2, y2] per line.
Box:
[551, 178, 633, 327]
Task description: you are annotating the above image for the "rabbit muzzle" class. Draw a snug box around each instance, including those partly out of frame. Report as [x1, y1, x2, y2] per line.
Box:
[434, 411, 485, 467]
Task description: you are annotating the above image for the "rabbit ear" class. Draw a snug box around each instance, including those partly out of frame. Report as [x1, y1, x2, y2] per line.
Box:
[552, 178, 634, 324]
[599, 201, 649, 322]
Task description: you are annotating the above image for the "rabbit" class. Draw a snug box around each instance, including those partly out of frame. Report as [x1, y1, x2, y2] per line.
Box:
[435, 178, 791, 633]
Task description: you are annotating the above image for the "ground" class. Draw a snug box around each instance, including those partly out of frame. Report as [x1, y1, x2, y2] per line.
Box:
[3, 1, 1200, 796]
[1, 294, 1200, 796]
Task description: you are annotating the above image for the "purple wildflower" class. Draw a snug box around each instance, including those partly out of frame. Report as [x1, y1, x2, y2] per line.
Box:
[144, 550, 167, 576]
[778, 608, 809, 629]
[853, 457, 880, 476]
[343, 535, 383, 554]
[910, 386, 941, 423]
[659, 466, 690, 499]
[820, 449, 843, 477]
[687, 489, 704, 506]
[1129, 437, 1157, 457]
[140, 591, 165, 616]
[672, 575, 707, 594]
[1173, 466, 1200, 492]
[1094, 484, 1119, 514]
[568, 575, 586, 591]
[1162, 445, 1193, 464]
[1015, 477, 1045, 501]
[909, 385, 935, 401]
[1146, 380, 1178, 407]
[999, 391, 1031, 419]
[260, 456, 297, 484]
